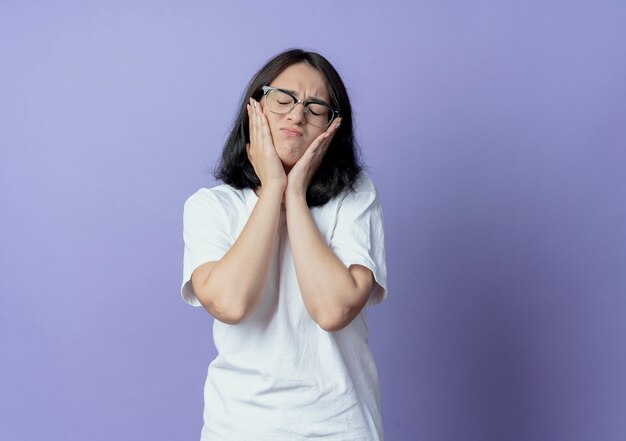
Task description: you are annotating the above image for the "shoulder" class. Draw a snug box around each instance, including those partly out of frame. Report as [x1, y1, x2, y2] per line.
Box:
[337, 172, 380, 206]
[314, 173, 382, 220]
[184, 184, 246, 206]
[183, 184, 248, 218]
[351, 172, 378, 195]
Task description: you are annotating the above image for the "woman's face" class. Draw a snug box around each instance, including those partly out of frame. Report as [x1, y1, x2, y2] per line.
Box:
[261, 62, 331, 171]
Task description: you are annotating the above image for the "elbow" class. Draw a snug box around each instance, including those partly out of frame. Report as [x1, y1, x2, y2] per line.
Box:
[311, 270, 373, 332]
[313, 288, 370, 332]
[202, 296, 249, 324]
[318, 320, 349, 333]
[194, 285, 250, 324]
[214, 309, 248, 325]
[315, 307, 356, 333]
[193, 275, 251, 324]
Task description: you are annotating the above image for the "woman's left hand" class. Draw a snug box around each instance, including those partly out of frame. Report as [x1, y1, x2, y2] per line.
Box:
[285, 118, 342, 201]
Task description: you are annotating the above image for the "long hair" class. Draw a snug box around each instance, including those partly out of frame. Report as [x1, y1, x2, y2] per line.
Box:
[214, 49, 362, 207]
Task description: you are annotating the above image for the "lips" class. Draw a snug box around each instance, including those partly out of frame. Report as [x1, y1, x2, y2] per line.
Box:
[280, 127, 303, 137]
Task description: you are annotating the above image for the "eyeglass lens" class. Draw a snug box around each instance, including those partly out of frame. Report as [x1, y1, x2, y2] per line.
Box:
[265, 89, 334, 128]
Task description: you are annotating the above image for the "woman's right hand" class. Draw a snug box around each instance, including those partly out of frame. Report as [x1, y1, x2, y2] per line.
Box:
[246, 98, 287, 191]
[192, 98, 288, 324]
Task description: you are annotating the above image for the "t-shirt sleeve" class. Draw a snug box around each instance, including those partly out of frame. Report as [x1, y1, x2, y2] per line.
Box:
[330, 176, 388, 306]
[181, 189, 231, 307]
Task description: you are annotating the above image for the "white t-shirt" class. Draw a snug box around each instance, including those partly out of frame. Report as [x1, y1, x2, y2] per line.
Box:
[181, 173, 387, 441]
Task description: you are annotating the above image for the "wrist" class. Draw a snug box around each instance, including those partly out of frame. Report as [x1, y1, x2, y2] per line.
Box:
[257, 182, 285, 200]
[284, 190, 308, 208]
[284, 180, 308, 199]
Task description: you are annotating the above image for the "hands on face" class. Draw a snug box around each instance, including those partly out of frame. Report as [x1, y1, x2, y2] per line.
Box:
[246, 97, 342, 200]
[286, 113, 342, 200]
[246, 98, 288, 191]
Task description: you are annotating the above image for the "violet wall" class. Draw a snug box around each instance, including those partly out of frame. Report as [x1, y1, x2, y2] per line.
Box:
[1, 1, 625, 440]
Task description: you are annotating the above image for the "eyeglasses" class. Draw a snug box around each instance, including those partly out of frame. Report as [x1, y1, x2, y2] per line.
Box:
[261, 86, 340, 128]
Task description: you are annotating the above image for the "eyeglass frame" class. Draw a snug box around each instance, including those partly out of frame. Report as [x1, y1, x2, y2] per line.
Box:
[261, 86, 340, 128]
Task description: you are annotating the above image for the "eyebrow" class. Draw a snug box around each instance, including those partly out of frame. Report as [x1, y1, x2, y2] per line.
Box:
[279, 88, 332, 107]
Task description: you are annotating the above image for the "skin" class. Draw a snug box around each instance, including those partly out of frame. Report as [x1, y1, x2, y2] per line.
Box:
[190, 63, 374, 332]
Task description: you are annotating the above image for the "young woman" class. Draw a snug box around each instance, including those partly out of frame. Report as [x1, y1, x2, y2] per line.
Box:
[181, 49, 387, 440]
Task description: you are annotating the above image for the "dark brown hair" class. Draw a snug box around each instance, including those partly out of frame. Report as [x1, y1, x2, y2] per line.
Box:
[214, 48, 362, 207]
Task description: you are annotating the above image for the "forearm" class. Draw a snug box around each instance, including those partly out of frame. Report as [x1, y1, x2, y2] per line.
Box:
[285, 194, 372, 331]
[192, 185, 283, 323]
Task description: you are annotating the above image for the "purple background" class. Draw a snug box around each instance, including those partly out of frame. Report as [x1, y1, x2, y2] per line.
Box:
[1, 1, 625, 440]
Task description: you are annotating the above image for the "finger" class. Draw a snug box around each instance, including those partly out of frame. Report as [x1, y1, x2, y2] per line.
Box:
[326, 117, 342, 137]
[254, 100, 263, 148]
[253, 99, 262, 146]
[258, 107, 273, 147]
[308, 118, 341, 154]
[247, 100, 256, 147]
[322, 118, 342, 147]
[304, 132, 330, 158]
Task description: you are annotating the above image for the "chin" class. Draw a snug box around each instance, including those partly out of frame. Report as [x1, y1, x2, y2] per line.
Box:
[276, 145, 306, 168]
[279, 156, 300, 171]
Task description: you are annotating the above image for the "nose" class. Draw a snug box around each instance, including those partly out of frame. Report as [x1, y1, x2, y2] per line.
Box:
[286, 102, 306, 124]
